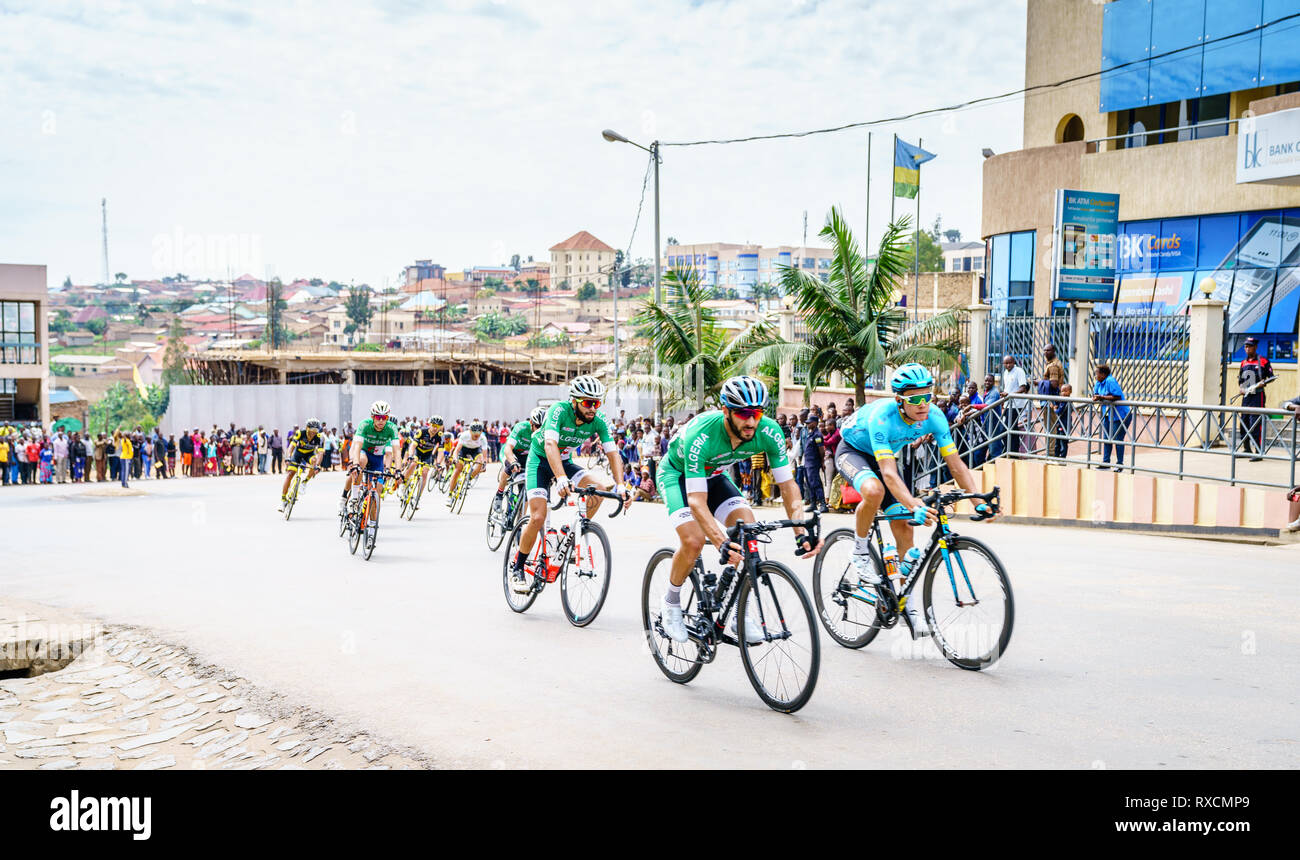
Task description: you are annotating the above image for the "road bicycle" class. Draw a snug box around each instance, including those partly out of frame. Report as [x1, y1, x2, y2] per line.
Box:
[502, 485, 624, 627]
[343, 466, 402, 561]
[445, 457, 477, 514]
[642, 513, 822, 713]
[400, 459, 430, 521]
[282, 461, 314, 521]
[811, 487, 1012, 670]
[486, 466, 526, 551]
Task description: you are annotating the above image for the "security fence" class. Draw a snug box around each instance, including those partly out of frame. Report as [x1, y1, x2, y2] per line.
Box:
[911, 393, 1298, 494]
[1087, 314, 1191, 404]
[985, 315, 1071, 382]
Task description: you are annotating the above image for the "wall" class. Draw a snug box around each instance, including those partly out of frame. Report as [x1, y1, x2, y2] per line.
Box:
[161, 384, 659, 434]
[1023, 0, 1105, 149]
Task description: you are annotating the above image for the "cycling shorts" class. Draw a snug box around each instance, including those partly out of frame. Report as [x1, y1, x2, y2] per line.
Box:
[414, 447, 438, 465]
[286, 449, 315, 471]
[834, 437, 914, 511]
[656, 466, 749, 527]
[525, 456, 587, 500]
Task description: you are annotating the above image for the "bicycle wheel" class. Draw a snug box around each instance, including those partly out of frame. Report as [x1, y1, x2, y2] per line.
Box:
[561, 522, 611, 627]
[363, 492, 379, 561]
[501, 517, 541, 613]
[399, 474, 412, 519]
[811, 528, 882, 649]
[737, 561, 820, 713]
[338, 503, 349, 537]
[921, 535, 1013, 671]
[283, 473, 299, 521]
[485, 494, 508, 551]
[640, 549, 704, 684]
[406, 474, 424, 520]
[348, 499, 364, 555]
[452, 473, 469, 515]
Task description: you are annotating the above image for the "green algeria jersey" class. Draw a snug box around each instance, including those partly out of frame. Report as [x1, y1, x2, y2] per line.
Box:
[506, 419, 534, 456]
[356, 417, 398, 457]
[662, 410, 791, 483]
[529, 400, 614, 460]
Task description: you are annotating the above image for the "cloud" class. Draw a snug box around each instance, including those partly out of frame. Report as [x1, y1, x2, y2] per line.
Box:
[0, 0, 1027, 286]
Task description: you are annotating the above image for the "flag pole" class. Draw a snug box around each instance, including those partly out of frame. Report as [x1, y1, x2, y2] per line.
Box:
[890, 133, 897, 225]
[865, 131, 872, 261]
[914, 136, 922, 318]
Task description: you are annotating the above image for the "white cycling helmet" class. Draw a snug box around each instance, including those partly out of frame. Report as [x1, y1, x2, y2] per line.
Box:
[370, 400, 390, 417]
[568, 375, 605, 400]
[530, 405, 549, 426]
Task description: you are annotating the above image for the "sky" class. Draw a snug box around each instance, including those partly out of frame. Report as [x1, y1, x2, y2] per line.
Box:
[0, 0, 1028, 288]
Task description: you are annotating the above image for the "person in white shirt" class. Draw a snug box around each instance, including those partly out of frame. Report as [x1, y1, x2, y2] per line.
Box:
[1001, 355, 1030, 455]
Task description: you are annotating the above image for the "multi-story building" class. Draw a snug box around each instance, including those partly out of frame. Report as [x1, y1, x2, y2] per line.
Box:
[549, 231, 616, 290]
[0, 264, 48, 425]
[983, 0, 1300, 361]
[662, 243, 834, 295]
[404, 260, 446, 289]
[942, 241, 986, 273]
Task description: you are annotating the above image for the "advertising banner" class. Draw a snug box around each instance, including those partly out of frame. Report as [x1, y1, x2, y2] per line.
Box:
[1052, 189, 1120, 303]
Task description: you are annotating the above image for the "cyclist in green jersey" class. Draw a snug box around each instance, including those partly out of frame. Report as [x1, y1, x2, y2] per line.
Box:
[508, 376, 632, 593]
[338, 400, 400, 517]
[492, 405, 546, 515]
[401, 414, 445, 500]
[655, 376, 822, 644]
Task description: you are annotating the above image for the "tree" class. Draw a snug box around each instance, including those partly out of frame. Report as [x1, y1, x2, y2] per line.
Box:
[525, 278, 541, 296]
[345, 285, 373, 333]
[943, 228, 963, 243]
[527, 331, 570, 349]
[483, 276, 504, 289]
[136, 304, 151, 325]
[62, 276, 73, 288]
[144, 383, 169, 418]
[911, 229, 946, 273]
[162, 319, 191, 386]
[756, 208, 963, 405]
[472, 311, 528, 342]
[85, 318, 108, 336]
[88, 383, 156, 435]
[509, 254, 521, 271]
[617, 267, 786, 412]
[264, 278, 289, 350]
[666, 237, 680, 246]
[577, 282, 598, 302]
[477, 288, 496, 300]
[114, 272, 128, 284]
[171, 297, 196, 313]
[612, 250, 630, 289]
[50, 361, 73, 376]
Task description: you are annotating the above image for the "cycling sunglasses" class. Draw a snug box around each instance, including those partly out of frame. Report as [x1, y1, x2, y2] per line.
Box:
[577, 398, 602, 409]
[898, 393, 933, 405]
[731, 407, 764, 419]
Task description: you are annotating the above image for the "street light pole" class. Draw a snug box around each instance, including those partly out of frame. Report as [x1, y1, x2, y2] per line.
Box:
[602, 128, 664, 420]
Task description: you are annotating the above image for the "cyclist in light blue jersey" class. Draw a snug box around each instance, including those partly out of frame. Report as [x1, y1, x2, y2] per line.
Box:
[834, 364, 993, 631]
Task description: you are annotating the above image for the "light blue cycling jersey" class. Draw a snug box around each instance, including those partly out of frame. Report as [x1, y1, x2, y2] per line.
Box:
[840, 396, 957, 461]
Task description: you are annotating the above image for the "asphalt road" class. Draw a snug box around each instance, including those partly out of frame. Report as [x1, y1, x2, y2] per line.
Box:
[2, 469, 1297, 769]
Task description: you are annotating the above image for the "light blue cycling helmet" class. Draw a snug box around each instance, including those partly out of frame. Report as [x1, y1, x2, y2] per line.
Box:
[890, 363, 934, 394]
[719, 375, 768, 409]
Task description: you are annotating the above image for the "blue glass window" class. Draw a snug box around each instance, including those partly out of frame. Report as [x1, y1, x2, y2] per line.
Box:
[1120, 220, 1160, 272]
[1195, 268, 1233, 303]
[1149, 0, 1205, 103]
[1197, 214, 1240, 267]
[1237, 210, 1287, 267]
[1260, 0, 1300, 85]
[989, 234, 1010, 312]
[1267, 267, 1300, 333]
[1201, 0, 1263, 96]
[1227, 268, 1276, 333]
[1101, 0, 1155, 112]
[1157, 217, 1198, 269]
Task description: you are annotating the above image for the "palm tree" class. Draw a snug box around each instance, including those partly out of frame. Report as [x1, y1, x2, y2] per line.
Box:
[616, 268, 785, 412]
[751, 207, 964, 404]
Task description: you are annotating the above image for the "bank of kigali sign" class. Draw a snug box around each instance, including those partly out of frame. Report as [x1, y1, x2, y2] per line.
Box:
[1237, 107, 1300, 184]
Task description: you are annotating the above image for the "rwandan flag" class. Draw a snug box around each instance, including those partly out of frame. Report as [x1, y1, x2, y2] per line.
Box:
[893, 138, 936, 199]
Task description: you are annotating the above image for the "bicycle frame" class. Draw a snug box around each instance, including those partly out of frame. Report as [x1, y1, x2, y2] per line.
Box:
[526, 488, 623, 587]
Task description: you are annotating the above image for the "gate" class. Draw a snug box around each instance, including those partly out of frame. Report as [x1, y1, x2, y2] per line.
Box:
[1087, 314, 1190, 402]
[985, 315, 1071, 382]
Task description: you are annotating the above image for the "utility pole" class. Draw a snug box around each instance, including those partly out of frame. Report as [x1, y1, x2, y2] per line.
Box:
[100, 198, 110, 288]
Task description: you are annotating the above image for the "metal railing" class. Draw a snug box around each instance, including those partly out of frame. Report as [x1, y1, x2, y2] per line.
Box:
[1084, 117, 1237, 153]
[1088, 314, 1190, 403]
[986, 315, 1070, 382]
[911, 393, 1298, 493]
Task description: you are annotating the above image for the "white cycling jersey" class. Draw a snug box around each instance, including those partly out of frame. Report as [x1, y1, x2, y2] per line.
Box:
[456, 430, 486, 451]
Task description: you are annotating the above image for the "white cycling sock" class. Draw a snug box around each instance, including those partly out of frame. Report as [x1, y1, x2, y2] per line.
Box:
[664, 583, 683, 607]
[854, 535, 872, 555]
[349, 485, 361, 500]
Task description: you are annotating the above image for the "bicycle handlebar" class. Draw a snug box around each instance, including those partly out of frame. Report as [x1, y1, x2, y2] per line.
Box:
[549, 485, 628, 518]
[920, 486, 1001, 521]
[720, 511, 820, 563]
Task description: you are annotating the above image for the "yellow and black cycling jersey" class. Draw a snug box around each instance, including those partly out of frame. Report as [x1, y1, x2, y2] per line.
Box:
[289, 429, 323, 455]
[412, 427, 441, 454]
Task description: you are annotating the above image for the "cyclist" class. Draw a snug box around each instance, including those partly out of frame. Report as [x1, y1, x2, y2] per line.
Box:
[279, 419, 324, 511]
[402, 414, 445, 501]
[509, 375, 632, 593]
[492, 405, 547, 516]
[446, 421, 488, 507]
[655, 376, 820, 644]
[339, 400, 400, 517]
[834, 362, 993, 633]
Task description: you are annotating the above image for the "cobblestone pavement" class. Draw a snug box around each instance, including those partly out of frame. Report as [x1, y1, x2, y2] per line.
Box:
[0, 625, 430, 771]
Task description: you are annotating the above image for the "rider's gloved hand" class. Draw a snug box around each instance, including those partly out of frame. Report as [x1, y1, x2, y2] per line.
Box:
[974, 503, 992, 517]
[554, 476, 571, 497]
[910, 506, 928, 526]
[794, 533, 815, 556]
